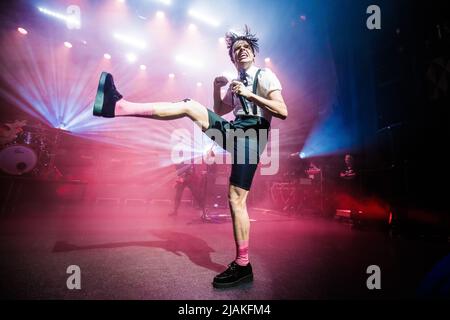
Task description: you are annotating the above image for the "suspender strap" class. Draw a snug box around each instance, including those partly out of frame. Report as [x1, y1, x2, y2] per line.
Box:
[252, 69, 261, 94]
[251, 69, 262, 115]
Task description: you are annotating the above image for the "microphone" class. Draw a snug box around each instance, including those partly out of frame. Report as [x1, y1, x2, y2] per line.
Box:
[238, 96, 250, 114]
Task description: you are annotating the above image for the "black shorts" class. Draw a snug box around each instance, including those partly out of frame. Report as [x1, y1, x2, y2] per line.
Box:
[204, 109, 270, 191]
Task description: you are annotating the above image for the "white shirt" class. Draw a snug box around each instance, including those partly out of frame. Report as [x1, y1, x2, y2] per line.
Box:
[223, 65, 282, 122]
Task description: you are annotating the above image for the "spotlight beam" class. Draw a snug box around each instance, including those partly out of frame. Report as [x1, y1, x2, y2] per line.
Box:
[154, 0, 172, 5]
[37, 7, 80, 28]
[113, 33, 147, 50]
[188, 9, 220, 27]
[175, 55, 204, 68]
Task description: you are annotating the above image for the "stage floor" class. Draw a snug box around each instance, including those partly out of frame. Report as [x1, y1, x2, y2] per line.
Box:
[0, 203, 449, 300]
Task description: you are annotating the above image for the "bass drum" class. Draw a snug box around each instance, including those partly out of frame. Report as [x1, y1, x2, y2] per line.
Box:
[0, 144, 38, 175]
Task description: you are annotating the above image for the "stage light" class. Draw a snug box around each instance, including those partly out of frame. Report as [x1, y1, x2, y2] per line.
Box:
[300, 15, 307, 21]
[104, 53, 111, 60]
[140, 64, 147, 70]
[168, 73, 175, 79]
[126, 53, 137, 63]
[301, 110, 355, 157]
[196, 82, 202, 87]
[64, 41, 73, 48]
[188, 9, 220, 27]
[156, 11, 165, 19]
[299, 152, 306, 159]
[113, 33, 147, 50]
[175, 54, 203, 68]
[37, 6, 80, 29]
[265, 57, 271, 63]
[117, 0, 125, 3]
[218, 37, 225, 44]
[17, 27, 28, 35]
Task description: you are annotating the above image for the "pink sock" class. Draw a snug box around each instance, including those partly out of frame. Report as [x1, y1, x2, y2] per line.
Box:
[235, 240, 249, 266]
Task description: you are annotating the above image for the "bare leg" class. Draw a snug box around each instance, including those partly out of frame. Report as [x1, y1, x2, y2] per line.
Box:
[171, 182, 185, 216]
[228, 184, 250, 265]
[115, 99, 210, 130]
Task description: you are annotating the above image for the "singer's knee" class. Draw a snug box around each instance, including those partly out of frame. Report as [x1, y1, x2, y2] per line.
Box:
[183, 99, 209, 129]
[184, 99, 203, 114]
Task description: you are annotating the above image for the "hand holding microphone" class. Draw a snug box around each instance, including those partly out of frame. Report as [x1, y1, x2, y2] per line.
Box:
[231, 86, 252, 114]
[231, 69, 252, 114]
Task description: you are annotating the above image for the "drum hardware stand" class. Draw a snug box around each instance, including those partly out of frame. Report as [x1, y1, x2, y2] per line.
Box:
[41, 128, 64, 180]
[201, 165, 231, 223]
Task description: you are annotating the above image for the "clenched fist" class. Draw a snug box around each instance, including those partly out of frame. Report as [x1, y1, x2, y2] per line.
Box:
[214, 76, 229, 89]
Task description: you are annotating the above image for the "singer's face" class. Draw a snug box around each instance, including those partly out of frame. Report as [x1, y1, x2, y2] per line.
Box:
[232, 40, 254, 64]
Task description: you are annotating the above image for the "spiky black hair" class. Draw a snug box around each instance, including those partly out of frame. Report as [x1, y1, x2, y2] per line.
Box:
[225, 25, 259, 63]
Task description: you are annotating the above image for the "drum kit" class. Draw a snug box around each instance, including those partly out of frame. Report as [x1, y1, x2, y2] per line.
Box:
[270, 167, 324, 214]
[0, 121, 55, 178]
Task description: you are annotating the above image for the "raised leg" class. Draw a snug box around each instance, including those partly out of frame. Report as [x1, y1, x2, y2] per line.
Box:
[115, 99, 210, 130]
